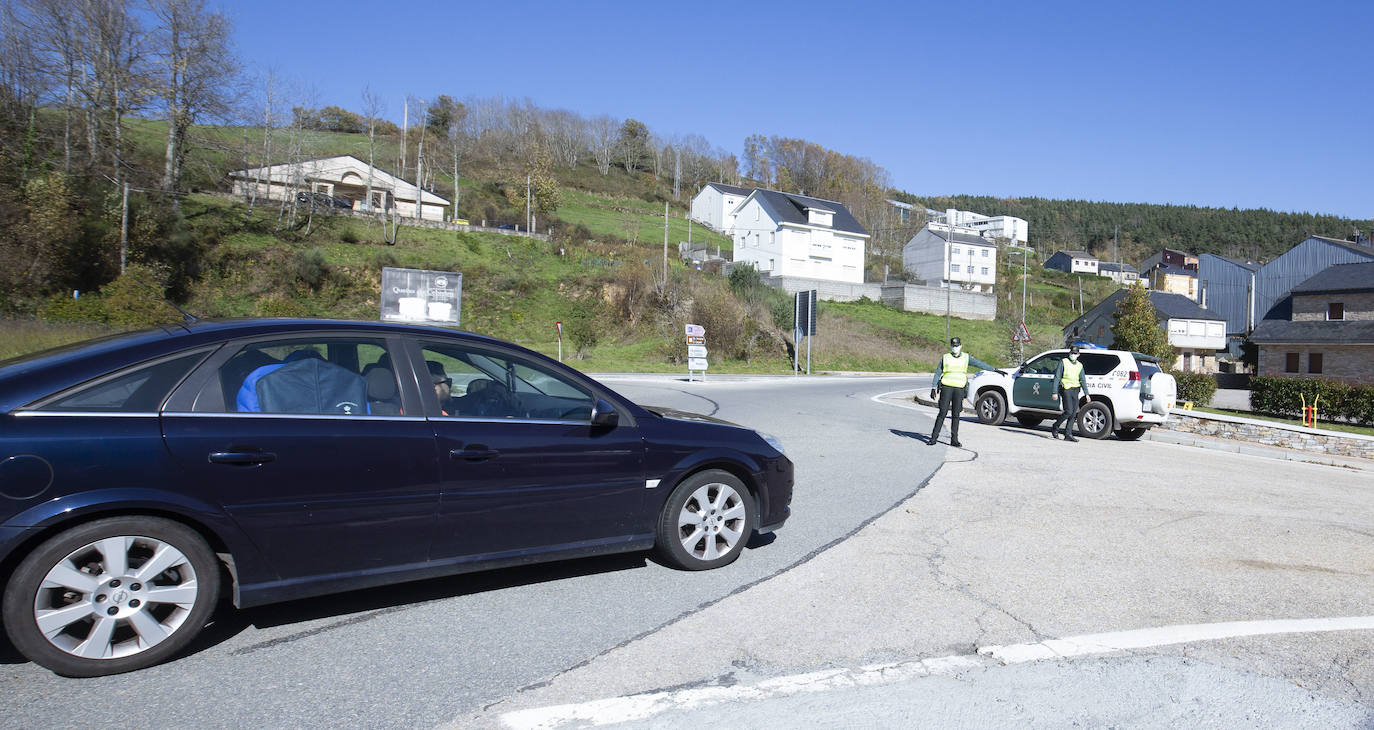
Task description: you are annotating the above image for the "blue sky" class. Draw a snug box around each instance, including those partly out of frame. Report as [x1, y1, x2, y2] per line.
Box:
[226, 1, 1372, 220]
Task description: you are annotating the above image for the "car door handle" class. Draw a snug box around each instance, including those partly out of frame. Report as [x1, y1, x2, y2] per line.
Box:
[208, 451, 276, 465]
[450, 447, 499, 461]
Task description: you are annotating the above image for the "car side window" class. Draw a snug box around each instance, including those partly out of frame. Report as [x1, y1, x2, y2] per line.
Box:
[33, 352, 207, 413]
[1024, 355, 1060, 375]
[420, 341, 594, 421]
[204, 338, 390, 415]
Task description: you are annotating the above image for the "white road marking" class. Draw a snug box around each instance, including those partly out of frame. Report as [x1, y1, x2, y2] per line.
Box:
[498, 656, 983, 730]
[980, 616, 1374, 664]
[498, 616, 1374, 729]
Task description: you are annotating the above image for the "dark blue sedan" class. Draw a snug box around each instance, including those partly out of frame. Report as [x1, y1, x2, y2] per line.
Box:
[0, 319, 792, 676]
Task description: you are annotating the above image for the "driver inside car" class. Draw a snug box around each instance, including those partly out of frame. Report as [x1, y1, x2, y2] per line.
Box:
[427, 360, 456, 416]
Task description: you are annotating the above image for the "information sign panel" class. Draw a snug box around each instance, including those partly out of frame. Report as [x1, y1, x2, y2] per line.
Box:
[380, 267, 462, 325]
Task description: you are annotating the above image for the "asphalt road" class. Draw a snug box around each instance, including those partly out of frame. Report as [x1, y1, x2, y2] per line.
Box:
[465, 386, 1374, 729]
[0, 374, 944, 728]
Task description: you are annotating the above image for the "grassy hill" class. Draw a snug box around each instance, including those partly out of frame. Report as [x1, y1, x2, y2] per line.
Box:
[9, 119, 1133, 371]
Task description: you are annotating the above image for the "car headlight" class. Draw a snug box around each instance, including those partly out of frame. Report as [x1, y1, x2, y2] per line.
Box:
[757, 431, 786, 456]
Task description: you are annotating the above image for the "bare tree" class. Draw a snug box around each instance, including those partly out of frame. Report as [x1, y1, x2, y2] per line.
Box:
[79, 0, 145, 186]
[146, 0, 236, 210]
[360, 86, 383, 216]
[589, 115, 616, 176]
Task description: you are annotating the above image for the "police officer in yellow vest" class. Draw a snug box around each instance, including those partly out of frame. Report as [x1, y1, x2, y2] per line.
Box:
[1051, 345, 1091, 442]
[928, 337, 995, 448]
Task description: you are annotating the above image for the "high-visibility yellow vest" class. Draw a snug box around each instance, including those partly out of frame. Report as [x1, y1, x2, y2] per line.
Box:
[940, 352, 970, 388]
[1060, 358, 1084, 389]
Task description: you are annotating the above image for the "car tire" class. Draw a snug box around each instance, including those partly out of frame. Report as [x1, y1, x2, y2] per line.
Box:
[1116, 426, 1147, 441]
[1077, 401, 1113, 440]
[975, 391, 1007, 425]
[1015, 415, 1044, 428]
[655, 470, 754, 571]
[2, 516, 221, 677]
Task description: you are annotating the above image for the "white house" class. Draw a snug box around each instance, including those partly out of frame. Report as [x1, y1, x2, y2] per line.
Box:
[730, 189, 868, 284]
[690, 182, 754, 232]
[902, 223, 997, 292]
[228, 154, 450, 222]
[942, 208, 1029, 244]
[1044, 250, 1100, 275]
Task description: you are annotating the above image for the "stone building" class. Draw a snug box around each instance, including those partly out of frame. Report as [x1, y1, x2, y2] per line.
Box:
[1250, 261, 1374, 384]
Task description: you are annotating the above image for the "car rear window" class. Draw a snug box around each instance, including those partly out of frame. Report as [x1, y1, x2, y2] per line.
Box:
[1078, 353, 1121, 376]
[32, 353, 207, 413]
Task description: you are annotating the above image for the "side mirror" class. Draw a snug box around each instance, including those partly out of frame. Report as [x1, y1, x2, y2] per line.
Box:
[590, 399, 619, 429]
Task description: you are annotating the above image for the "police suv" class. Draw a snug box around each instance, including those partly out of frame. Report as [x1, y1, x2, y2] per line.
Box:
[965, 345, 1177, 440]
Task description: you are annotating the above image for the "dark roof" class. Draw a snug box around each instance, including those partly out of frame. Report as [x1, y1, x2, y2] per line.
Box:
[1098, 262, 1138, 274]
[703, 182, 755, 197]
[1290, 261, 1374, 295]
[1058, 250, 1094, 259]
[1153, 262, 1197, 278]
[1308, 235, 1374, 259]
[928, 226, 993, 247]
[1251, 319, 1374, 344]
[752, 189, 869, 236]
[1075, 288, 1223, 327]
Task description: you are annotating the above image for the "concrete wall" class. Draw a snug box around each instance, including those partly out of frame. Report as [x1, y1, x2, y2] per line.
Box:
[1259, 344, 1374, 384]
[1167, 410, 1374, 460]
[754, 274, 995, 319]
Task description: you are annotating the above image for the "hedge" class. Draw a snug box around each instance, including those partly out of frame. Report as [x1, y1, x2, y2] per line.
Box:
[1249, 376, 1374, 426]
[1172, 371, 1217, 406]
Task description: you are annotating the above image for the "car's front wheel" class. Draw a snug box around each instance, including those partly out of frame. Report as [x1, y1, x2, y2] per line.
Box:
[975, 391, 1007, 425]
[2, 516, 221, 677]
[1077, 401, 1113, 439]
[656, 470, 754, 570]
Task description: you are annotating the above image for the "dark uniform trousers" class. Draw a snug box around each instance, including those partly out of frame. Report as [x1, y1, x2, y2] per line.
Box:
[931, 385, 966, 441]
[1053, 386, 1081, 434]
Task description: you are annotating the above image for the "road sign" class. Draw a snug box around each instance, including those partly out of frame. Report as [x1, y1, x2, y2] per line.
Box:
[686, 335, 705, 346]
[794, 290, 818, 336]
[1014, 321, 1032, 342]
[688, 358, 709, 371]
[555, 321, 562, 340]
[687, 345, 708, 359]
[685, 324, 704, 336]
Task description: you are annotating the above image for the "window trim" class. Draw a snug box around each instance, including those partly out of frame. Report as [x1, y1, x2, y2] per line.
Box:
[21, 348, 216, 415]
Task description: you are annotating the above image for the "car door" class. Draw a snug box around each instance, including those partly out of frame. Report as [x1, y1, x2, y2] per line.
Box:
[413, 338, 646, 562]
[161, 334, 440, 583]
[1012, 353, 1063, 410]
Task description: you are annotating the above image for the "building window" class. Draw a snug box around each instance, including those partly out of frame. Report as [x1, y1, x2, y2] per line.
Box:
[1328, 302, 1344, 320]
[1309, 353, 1323, 374]
[1285, 352, 1299, 373]
[982, 248, 989, 257]
[981, 267, 989, 275]
[951, 264, 961, 273]
[951, 247, 960, 255]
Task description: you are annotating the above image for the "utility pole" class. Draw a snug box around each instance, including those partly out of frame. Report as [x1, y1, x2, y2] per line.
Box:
[663, 202, 669, 281]
[526, 174, 531, 231]
[944, 228, 951, 342]
[401, 99, 408, 181]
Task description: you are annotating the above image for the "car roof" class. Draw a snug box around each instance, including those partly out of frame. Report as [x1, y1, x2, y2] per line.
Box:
[0, 318, 505, 413]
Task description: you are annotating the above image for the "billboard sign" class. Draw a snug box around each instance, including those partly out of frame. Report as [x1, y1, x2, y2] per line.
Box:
[380, 267, 462, 326]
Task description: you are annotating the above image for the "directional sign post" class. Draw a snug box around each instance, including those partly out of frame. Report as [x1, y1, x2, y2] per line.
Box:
[555, 321, 563, 362]
[685, 324, 707, 381]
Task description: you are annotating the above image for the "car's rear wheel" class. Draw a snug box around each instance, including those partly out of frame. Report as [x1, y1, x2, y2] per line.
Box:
[975, 391, 1006, 425]
[655, 470, 753, 571]
[1015, 415, 1044, 428]
[1116, 426, 1147, 441]
[2, 516, 221, 677]
[1077, 401, 1113, 439]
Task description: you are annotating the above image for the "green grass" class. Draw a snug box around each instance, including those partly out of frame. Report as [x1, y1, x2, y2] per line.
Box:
[556, 189, 732, 251]
[1190, 406, 1374, 437]
[0, 319, 120, 361]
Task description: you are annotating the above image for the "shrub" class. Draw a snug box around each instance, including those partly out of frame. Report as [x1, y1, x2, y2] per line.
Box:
[565, 300, 607, 357]
[340, 229, 360, 244]
[1172, 371, 1217, 406]
[294, 248, 331, 290]
[1250, 376, 1374, 426]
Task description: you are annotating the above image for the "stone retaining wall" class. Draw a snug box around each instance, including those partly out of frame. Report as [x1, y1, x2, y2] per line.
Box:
[1166, 410, 1374, 460]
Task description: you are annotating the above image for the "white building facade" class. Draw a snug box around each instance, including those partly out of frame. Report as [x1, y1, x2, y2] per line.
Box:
[690, 182, 754, 232]
[731, 189, 868, 284]
[902, 224, 998, 292]
[228, 155, 450, 221]
[942, 208, 1029, 244]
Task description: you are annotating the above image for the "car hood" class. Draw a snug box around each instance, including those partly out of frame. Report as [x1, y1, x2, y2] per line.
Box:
[642, 405, 743, 428]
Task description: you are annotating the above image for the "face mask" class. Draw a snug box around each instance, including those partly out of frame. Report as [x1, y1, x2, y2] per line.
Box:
[1070, 353, 1079, 361]
[952, 346, 962, 356]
